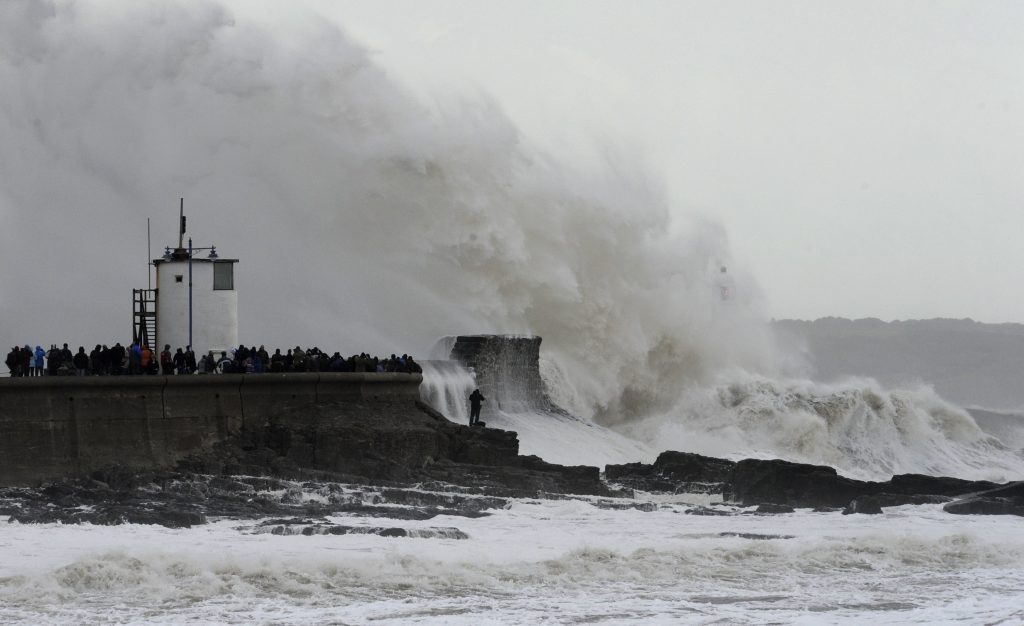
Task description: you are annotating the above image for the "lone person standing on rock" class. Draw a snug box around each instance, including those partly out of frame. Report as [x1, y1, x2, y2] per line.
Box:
[469, 389, 485, 426]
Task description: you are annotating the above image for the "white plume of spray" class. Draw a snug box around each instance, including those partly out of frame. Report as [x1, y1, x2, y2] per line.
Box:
[0, 0, 777, 421]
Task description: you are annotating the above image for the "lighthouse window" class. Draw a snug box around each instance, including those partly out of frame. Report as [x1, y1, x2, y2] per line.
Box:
[213, 263, 234, 290]
[174, 275, 183, 283]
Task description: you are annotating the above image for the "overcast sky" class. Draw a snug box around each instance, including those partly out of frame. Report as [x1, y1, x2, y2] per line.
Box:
[310, 0, 1024, 323]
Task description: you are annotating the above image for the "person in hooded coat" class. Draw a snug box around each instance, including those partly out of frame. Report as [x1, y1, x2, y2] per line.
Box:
[73, 347, 89, 376]
[128, 342, 142, 375]
[21, 346, 32, 376]
[185, 346, 197, 374]
[469, 389, 486, 426]
[160, 344, 173, 375]
[173, 348, 186, 375]
[34, 346, 45, 376]
[47, 345, 62, 375]
[5, 347, 20, 377]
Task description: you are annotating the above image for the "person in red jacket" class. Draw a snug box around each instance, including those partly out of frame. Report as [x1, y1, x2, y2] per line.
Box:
[140, 345, 153, 374]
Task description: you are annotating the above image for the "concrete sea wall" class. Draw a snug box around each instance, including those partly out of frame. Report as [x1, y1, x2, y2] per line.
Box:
[0, 373, 421, 486]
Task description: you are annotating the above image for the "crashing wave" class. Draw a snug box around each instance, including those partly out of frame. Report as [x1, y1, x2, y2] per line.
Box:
[624, 373, 1024, 482]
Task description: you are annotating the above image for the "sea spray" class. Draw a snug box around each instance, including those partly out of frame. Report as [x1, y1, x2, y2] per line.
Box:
[627, 372, 1024, 481]
[0, 0, 776, 424]
[420, 359, 475, 424]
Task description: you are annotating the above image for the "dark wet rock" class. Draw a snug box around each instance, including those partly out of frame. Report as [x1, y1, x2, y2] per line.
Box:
[1, 469, 516, 528]
[253, 518, 469, 539]
[208, 477, 256, 496]
[330, 503, 491, 521]
[727, 459, 865, 508]
[377, 488, 506, 511]
[724, 458, 1004, 509]
[754, 503, 795, 514]
[605, 451, 735, 494]
[885, 473, 1000, 498]
[418, 457, 611, 498]
[98, 506, 208, 528]
[872, 493, 950, 507]
[41, 483, 78, 500]
[718, 532, 795, 540]
[683, 505, 733, 516]
[842, 496, 883, 515]
[589, 500, 659, 512]
[514, 455, 608, 496]
[944, 481, 1024, 517]
[259, 517, 328, 526]
[651, 451, 736, 483]
[9, 502, 207, 528]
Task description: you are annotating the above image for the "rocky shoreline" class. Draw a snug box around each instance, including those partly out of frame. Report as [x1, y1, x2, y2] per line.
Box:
[2, 400, 1022, 528]
[607, 450, 1024, 516]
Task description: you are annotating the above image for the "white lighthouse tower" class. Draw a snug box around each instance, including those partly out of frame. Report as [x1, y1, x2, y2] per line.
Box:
[135, 201, 238, 360]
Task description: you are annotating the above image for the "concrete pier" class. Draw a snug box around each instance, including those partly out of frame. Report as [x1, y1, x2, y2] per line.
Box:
[0, 373, 422, 486]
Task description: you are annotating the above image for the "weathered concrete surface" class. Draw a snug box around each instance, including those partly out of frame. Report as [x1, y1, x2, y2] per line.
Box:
[0, 373, 421, 487]
[238, 374, 318, 431]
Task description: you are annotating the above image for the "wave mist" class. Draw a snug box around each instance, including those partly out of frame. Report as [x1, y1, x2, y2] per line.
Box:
[0, 0, 776, 422]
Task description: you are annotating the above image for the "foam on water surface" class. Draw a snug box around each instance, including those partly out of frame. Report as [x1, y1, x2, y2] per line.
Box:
[2, 497, 1024, 625]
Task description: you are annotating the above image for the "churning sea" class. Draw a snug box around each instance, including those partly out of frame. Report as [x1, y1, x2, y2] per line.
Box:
[2, 486, 1023, 625]
[5, 363, 1024, 625]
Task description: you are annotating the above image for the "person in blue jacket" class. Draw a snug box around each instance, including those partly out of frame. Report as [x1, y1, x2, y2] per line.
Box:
[33, 346, 45, 376]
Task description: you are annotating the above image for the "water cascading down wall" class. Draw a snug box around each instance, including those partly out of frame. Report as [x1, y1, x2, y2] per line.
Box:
[444, 335, 552, 417]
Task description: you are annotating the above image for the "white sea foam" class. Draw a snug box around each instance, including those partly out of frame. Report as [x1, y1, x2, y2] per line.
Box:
[2, 499, 1024, 625]
[626, 372, 1024, 481]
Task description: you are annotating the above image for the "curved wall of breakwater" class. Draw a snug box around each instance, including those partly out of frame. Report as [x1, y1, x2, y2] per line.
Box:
[0, 373, 422, 486]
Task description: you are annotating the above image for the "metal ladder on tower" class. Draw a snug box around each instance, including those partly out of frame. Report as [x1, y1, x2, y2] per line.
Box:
[132, 289, 157, 348]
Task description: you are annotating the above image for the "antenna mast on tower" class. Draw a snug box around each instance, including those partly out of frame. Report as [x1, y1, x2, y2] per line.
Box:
[178, 197, 186, 249]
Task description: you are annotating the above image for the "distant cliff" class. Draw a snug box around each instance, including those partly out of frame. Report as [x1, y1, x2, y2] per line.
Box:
[773, 318, 1024, 410]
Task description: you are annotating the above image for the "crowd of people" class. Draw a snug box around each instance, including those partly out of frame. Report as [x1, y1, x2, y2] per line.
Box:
[4, 343, 422, 377]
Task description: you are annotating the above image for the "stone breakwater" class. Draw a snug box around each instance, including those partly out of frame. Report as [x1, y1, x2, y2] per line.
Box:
[0, 373, 422, 487]
[0, 373, 611, 528]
